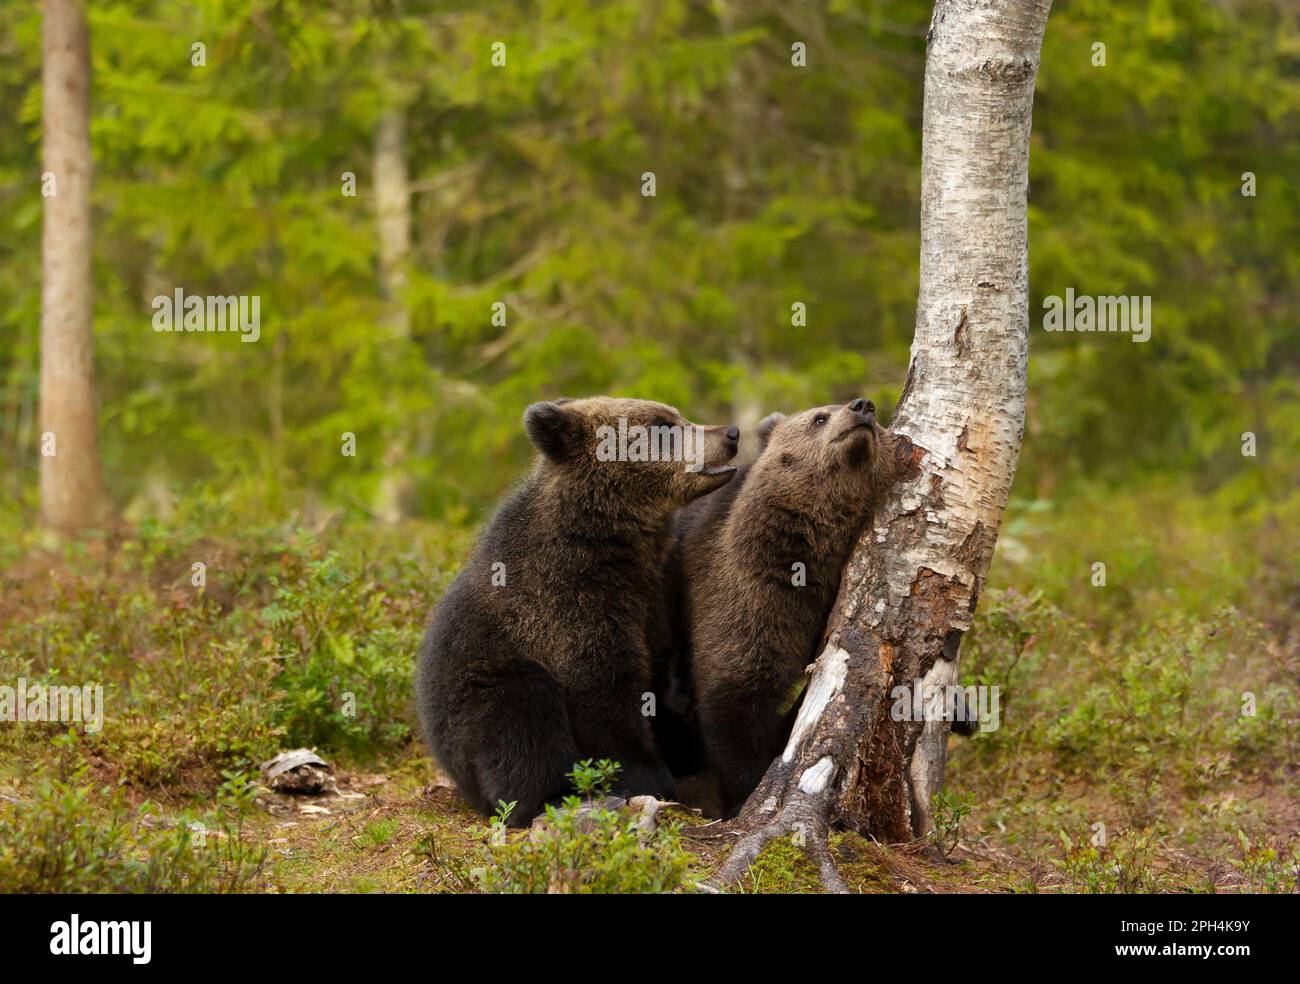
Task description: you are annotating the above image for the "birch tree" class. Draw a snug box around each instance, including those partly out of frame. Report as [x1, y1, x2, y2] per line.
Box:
[40, 0, 107, 533]
[373, 105, 413, 523]
[713, 0, 1053, 891]
[375, 109, 411, 336]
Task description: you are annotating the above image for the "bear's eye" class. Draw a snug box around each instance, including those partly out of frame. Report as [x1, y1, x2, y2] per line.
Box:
[812, 414, 829, 427]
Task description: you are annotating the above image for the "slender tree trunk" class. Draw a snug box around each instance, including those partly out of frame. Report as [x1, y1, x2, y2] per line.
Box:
[375, 109, 410, 335]
[40, 0, 107, 533]
[713, 0, 1052, 891]
[373, 107, 412, 522]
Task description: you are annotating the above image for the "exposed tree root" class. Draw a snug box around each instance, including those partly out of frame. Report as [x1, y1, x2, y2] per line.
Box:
[707, 792, 849, 893]
[809, 824, 850, 894]
[709, 821, 783, 887]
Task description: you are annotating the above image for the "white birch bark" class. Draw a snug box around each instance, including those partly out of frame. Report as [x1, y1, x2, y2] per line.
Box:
[714, 0, 1052, 888]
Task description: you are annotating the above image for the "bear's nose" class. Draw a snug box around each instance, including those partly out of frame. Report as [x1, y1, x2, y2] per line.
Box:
[725, 425, 740, 443]
[848, 398, 875, 414]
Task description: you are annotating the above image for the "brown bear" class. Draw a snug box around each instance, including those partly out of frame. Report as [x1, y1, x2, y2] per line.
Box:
[671, 398, 890, 815]
[415, 396, 739, 824]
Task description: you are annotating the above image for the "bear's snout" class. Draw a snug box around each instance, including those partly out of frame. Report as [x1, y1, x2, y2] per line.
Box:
[846, 398, 876, 429]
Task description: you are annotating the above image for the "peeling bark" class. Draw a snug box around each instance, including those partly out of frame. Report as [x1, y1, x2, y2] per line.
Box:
[714, 0, 1051, 890]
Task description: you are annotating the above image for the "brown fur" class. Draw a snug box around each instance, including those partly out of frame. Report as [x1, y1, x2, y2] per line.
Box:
[416, 396, 738, 824]
[675, 399, 890, 814]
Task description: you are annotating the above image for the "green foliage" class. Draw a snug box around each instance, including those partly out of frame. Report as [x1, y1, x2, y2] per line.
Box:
[958, 591, 1298, 829]
[931, 788, 974, 858]
[0, 776, 268, 893]
[944, 474, 1299, 892]
[256, 548, 425, 754]
[0, 509, 469, 790]
[475, 760, 698, 894]
[566, 758, 621, 799]
[1, 1, 1295, 518]
[216, 767, 262, 812]
[1052, 829, 1158, 894]
[1230, 830, 1299, 894]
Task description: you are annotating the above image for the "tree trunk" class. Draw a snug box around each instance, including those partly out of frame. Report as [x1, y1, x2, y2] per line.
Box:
[40, 0, 107, 533]
[375, 109, 411, 335]
[713, 0, 1052, 891]
[373, 107, 412, 522]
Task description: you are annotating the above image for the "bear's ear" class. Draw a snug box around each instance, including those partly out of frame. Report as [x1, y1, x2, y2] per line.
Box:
[524, 401, 582, 461]
[756, 412, 786, 452]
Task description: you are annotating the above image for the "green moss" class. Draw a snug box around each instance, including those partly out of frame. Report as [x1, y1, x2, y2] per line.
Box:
[741, 838, 823, 894]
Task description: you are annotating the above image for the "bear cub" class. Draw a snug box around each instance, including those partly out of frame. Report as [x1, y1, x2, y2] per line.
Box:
[416, 397, 739, 824]
[673, 398, 892, 815]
